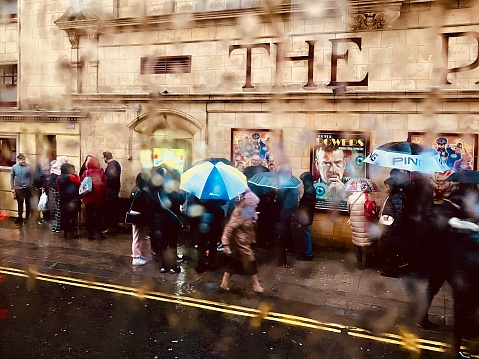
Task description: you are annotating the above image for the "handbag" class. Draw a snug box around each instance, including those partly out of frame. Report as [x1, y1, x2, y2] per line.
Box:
[79, 171, 92, 195]
[378, 195, 394, 225]
[125, 189, 143, 225]
[37, 190, 48, 212]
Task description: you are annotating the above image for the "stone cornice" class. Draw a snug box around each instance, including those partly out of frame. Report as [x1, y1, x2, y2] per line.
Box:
[68, 89, 479, 105]
[0, 110, 88, 122]
[54, 4, 297, 37]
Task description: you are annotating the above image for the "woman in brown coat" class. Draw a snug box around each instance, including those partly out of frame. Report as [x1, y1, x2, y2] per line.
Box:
[220, 188, 263, 293]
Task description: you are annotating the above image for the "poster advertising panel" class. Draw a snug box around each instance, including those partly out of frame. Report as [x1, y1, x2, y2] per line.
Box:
[408, 132, 478, 202]
[231, 128, 282, 172]
[153, 148, 185, 172]
[311, 131, 369, 211]
[408, 132, 478, 171]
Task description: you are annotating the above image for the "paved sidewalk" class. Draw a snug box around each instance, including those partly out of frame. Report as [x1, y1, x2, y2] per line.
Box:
[0, 217, 453, 332]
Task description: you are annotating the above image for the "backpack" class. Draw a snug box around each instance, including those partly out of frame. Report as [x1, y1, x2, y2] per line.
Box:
[364, 193, 379, 222]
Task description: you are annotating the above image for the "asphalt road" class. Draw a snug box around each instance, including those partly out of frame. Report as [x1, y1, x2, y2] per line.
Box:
[0, 268, 455, 359]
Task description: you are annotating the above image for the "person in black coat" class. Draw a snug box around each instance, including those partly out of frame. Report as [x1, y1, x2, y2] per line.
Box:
[149, 167, 185, 273]
[130, 171, 151, 266]
[295, 172, 316, 261]
[192, 198, 227, 273]
[379, 175, 409, 278]
[57, 163, 81, 239]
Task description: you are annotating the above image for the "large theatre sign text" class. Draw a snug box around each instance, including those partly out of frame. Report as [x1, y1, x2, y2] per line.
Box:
[229, 32, 479, 89]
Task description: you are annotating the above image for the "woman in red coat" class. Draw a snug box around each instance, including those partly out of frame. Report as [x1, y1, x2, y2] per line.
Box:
[81, 156, 107, 240]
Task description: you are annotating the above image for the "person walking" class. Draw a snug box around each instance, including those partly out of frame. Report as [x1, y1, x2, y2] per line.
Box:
[10, 153, 34, 225]
[57, 163, 81, 239]
[129, 171, 151, 266]
[220, 188, 263, 293]
[347, 188, 378, 269]
[295, 172, 316, 261]
[80, 156, 107, 240]
[102, 151, 121, 233]
[49, 156, 68, 233]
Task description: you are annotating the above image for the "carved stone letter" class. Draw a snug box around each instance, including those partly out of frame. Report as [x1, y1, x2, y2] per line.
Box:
[441, 32, 479, 84]
[229, 44, 271, 89]
[328, 37, 368, 87]
[275, 41, 317, 89]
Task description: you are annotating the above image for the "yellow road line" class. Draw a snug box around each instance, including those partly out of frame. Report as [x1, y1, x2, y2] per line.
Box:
[0, 265, 459, 354]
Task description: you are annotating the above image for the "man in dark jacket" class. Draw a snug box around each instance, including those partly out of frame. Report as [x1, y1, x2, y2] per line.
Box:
[102, 151, 121, 233]
[295, 172, 316, 261]
[57, 163, 81, 239]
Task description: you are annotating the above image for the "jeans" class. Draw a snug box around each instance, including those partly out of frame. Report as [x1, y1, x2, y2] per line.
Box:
[299, 224, 313, 256]
[14, 187, 32, 219]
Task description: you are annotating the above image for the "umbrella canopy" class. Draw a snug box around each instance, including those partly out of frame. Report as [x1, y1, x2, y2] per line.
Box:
[445, 170, 479, 183]
[343, 177, 379, 193]
[180, 161, 247, 200]
[192, 157, 232, 166]
[248, 171, 301, 189]
[364, 141, 449, 173]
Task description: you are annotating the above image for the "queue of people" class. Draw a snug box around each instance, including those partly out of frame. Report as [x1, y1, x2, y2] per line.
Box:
[10, 152, 122, 240]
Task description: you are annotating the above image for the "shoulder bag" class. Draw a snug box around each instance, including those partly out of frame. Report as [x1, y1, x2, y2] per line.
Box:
[79, 170, 93, 196]
[125, 189, 143, 225]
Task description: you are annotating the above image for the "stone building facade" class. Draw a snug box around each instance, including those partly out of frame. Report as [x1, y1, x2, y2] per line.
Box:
[1, 0, 479, 248]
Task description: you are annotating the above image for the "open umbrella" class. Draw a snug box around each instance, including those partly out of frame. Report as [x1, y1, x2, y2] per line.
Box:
[248, 171, 301, 189]
[364, 141, 449, 173]
[180, 161, 247, 200]
[445, 170, 479, 183]
[343, 177, 379, 193]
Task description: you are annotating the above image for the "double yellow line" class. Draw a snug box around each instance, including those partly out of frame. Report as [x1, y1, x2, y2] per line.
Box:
[0, 265, 462, 355]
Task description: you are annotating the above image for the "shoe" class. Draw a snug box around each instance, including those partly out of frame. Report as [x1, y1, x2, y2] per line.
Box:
[151, 249, 160, 257]
[24, 217, 29, 224]
[160, 267, 166, 273]
[169, 267, 180, 274]
[217, 243, 224, 252]
[296, 254, 313, 261]
[88, 235, 95, 241]
[14, 217, 23, 224]
[176, 254, 184, 263]
[457, 351, 471, 358]
[140, 256, 148, 261]
[37, 220, 44, 225]
[416, 319, 439, 330]
[132, 257, 147, 266]
[98, 234, 107, 240]
[102, 228, 114, 235]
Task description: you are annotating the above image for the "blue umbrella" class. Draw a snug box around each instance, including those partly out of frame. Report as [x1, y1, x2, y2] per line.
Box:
[180, 161, 247, 200]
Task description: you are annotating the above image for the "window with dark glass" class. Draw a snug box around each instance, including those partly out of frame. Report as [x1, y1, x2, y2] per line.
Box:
[0, 135, 17, 168]
[0, 0, 17, 18]
[140, 56, 192, 74]
[0, 64, 17, 107]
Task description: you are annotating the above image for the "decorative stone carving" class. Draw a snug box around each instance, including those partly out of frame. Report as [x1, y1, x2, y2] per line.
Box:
[348, 0, 403, 30]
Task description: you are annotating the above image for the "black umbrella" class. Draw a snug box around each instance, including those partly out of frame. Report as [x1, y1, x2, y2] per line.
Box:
[445, 170, 479, 184]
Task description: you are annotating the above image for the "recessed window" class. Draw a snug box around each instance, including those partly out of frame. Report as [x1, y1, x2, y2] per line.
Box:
[141, 56, 191, 74]
[0, 134, 17, 168]
[0, 64, 17, 107]
[0, 0, 17, 18]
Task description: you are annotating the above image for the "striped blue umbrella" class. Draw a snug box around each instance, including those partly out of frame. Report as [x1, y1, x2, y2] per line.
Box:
[180, 161, 247, 200]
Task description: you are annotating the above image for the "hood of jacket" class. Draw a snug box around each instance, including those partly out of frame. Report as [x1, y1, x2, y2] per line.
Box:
[300, 172, 313, 185]
[87, 156, 101, 170]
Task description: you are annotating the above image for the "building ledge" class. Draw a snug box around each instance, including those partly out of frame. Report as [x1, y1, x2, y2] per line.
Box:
[0, 110, 88, 122]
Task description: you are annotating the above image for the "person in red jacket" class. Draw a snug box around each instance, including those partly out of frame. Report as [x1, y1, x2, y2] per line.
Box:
[81, 156, 107, 240]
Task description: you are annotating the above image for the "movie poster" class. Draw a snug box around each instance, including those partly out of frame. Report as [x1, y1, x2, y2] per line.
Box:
[153, 148, 185, 172]
[311, 132, 368, 211]
[231, 128, 282, 172]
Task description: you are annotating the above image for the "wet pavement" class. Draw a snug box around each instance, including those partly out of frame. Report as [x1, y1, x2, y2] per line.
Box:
[0, 216, 454, 333]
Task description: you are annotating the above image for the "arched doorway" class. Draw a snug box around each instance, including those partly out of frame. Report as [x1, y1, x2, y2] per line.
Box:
[127, 109, 204, 172]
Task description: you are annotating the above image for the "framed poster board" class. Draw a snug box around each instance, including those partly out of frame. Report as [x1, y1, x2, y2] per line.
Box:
[408, 132, 478, 171]
[311, 131, 369, 211]
[231, 128, 282, 172]
[153, 148, 185, 172]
